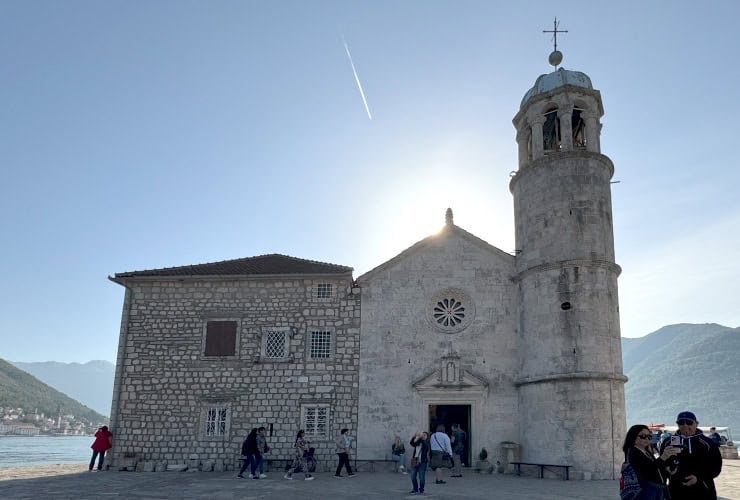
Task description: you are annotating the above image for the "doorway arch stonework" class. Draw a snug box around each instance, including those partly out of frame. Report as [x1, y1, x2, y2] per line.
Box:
[413, 361, 489, 461]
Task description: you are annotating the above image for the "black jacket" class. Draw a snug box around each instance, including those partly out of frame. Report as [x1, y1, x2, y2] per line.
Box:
[626, 447, 666, 485]
[410, 436, 430, 464]
[658, 430, 722, 500]
[241, 433, 259, 456]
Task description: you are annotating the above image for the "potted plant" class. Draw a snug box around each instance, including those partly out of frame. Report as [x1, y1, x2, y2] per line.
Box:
[475, 447, 493, 474]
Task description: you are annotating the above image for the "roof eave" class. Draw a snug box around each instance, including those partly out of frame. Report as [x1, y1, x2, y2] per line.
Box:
[110, 270, 354, 286]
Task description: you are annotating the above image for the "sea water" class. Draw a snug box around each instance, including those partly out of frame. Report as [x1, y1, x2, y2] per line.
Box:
[0, 435, 92, 468]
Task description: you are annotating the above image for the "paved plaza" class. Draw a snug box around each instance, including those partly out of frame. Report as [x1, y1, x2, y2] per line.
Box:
[2, 465, 617, 500]
[3, 462, 740, 499]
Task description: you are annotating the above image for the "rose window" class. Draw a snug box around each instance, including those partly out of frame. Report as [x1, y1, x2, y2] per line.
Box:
[433, 298, 465, 327]
[429, 288, 475, 333]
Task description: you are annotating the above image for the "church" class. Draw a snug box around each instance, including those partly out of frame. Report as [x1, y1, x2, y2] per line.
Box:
[108, 48, 627, 480]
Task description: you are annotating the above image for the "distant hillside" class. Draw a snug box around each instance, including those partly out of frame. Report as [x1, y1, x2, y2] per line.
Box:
[0, 358, 105, 423]
[623, 323, 740, 433]
[11, 360, 114, 416]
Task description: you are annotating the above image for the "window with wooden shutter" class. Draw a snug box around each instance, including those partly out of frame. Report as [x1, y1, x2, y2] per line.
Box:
[204, 320, 237, 356]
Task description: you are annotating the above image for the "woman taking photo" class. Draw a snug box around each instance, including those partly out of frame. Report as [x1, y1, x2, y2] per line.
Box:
[622, 424, 678, 499]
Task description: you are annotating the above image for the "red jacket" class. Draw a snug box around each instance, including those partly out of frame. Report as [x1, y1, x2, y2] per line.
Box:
[91, 429, 112, 451]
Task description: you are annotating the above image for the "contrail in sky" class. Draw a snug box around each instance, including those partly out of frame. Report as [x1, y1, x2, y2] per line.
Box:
[342, 36, 372, 120]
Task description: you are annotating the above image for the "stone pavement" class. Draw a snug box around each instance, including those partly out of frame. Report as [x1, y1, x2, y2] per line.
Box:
[2, 462, 740, 499]
[0, 465, 618, 500]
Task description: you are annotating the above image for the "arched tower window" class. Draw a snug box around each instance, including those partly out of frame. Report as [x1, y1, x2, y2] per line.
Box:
[572, 107, 586, 149]
[543, 107, 560, 154]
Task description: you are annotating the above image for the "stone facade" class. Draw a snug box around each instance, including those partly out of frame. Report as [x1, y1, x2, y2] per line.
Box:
[109, 274, 360, 470]
[356, 225, 519, 464]
[109, 60, 626, 479]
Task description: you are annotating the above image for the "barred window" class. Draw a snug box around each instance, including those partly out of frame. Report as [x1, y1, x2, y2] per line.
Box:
[302, 404, 329, 438]
[316, 283, 333, 298]
[205, 407, 228, 436]
[264, 329, 287, 359]
[310, 331, 332, 359]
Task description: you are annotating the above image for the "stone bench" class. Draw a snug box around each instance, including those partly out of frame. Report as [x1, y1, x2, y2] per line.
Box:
[510, 462, 571, 480]
[351, 459, 398, 473]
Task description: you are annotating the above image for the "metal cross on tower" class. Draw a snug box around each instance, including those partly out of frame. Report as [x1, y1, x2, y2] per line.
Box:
[543, 17, 568, 52]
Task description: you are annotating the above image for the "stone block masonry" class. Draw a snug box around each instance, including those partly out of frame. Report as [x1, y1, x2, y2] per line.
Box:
[109, 276, 360, 470]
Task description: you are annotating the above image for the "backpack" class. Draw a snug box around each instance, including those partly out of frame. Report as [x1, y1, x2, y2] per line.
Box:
[619, 449, 642, 500]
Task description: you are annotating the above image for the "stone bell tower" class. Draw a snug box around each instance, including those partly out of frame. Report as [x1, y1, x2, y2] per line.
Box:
[510, 42, 627, 479]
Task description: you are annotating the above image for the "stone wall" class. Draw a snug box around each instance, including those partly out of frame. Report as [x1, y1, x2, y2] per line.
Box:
[109, 276, 360, 469]
[356, 227, 520, 460]
[517, 378, 626, 480]
[511, 141, 625, 478]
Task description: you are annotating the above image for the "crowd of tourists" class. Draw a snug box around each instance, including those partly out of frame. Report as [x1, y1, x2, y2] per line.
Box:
[233, 422, 467, 494]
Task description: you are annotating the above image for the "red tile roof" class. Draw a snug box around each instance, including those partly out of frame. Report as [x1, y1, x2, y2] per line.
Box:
[114, 253, 353, 279]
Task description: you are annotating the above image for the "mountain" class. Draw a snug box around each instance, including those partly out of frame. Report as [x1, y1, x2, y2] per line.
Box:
[10, 360, 115, 416]
[0, 358, 105, 423]
[622, 323, 740, 433]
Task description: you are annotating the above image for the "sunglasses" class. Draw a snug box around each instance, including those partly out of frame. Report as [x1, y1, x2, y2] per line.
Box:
[637, 434, 651, 439]
[677, 419, 695, 426]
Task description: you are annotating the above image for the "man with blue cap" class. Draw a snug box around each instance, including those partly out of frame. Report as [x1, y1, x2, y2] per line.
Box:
[658, 410, 722, 500]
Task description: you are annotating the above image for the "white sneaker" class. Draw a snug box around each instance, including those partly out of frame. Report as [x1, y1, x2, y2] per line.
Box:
[248, 474, 253, 479]
[259, 473, 267, 479]
[284, 474, 293, 480]
[304, 475, 315, 481]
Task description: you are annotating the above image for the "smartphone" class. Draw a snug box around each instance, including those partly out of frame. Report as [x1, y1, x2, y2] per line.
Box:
[670, 435, 682, 447]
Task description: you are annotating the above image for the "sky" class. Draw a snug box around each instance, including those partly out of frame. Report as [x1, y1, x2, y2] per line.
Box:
[1, 1, 739, 364]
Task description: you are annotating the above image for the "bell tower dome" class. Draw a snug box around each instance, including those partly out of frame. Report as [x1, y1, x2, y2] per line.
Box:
[510, 47, 627, 480]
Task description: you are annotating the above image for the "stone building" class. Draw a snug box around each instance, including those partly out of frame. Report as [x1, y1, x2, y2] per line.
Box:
[109, 53, 626, 479]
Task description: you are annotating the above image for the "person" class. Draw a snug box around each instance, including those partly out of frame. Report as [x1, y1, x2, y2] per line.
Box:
[649, 429, 660, 455]
[622, 424, 678, 499]
[709, 427, 722, 447]
[285, 430, 314, 481]
[237, 428, 261, 479]
[429, 424, 453, 485]
[89, 425, 112, 471]
[658, 411, 722, 500]
[660, 430, 672, 446]
[391, 435, 407, 474]
[450, 423, 466, 477]
[334, 428, 356, 478]
[409, 431, 430, 495]
[256, 426, 270, 478]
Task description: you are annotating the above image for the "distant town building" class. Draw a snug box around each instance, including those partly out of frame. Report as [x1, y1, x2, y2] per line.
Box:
[0, 421, 40, 436]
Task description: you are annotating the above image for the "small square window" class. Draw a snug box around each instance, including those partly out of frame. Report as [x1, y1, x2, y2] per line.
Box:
[204, 321, 237, 357]
[205, 407, 228, 436]
[316, 283, 333, 299]
[302, 404, 329, 438]
[310, 331, 332, 359]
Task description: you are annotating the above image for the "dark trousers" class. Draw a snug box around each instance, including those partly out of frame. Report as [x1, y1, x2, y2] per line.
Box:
[335, 452, 353, 475]
[668, 482, 716, 500]
[239, 454, 261, 475]
[89, 450, 106, 470]
[411, 462, 427, 493]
